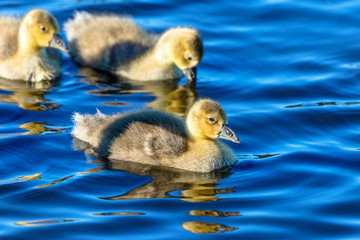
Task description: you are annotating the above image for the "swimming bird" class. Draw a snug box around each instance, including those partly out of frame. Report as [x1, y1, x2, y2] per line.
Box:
[72, 99, 239, 172]
[0, 9, 68, 81]
[64, 11, 203, 87]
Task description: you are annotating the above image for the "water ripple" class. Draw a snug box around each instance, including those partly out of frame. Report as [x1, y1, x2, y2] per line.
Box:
[0, 122, 70, 138]
[93, 212, 145, 216]
[0, 173, 42, 186]
[0, 0, 359, 239]
[285, 101, 360, 108]
[14, 219, 76, 227]
[182, 221, 238, 234]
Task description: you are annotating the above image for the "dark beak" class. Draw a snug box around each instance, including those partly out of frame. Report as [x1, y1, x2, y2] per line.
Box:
[183, 67, 197, 88]
[219, 124, 240, 143]
[49, 34, 68, 52]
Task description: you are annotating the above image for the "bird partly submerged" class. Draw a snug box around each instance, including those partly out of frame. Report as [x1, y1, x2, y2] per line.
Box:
[65, 11, 203, 87]
[0, 9, 67, 81]
[72, 98, 239, 172]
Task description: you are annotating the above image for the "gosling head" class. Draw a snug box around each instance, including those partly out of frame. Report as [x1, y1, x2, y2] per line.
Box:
[186, 99, 240, 143]
[165, 28, 203, 87]
[21, 9, 68, 52]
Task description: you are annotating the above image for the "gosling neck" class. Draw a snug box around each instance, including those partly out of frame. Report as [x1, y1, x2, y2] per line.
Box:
[125, 38, 180, 80]
[151, 36, 175, 66]
[185, 114, 213, 143]
[17, 22, 42, 55]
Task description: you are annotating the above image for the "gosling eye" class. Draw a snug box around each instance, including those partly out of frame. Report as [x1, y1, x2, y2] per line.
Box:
[40, 26, 47, 32]
[208, 117, 216, 123]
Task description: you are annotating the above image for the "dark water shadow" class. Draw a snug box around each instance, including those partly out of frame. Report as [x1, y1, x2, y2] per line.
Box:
[284, 101, 360, 109]
[0, 78, 61, 111]
[75, 66, 198, 116]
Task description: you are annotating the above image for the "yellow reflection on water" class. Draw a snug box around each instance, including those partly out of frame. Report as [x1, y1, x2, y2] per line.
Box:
[35, 166, 101, 188]
[0, 78, 60, 111]
[180, 182, 236, 203]
[182, 221, 238, 234]
[35, 175, 75, 188]
[0, 173, 42, 185]
[147, 85, 198, 116]
[0, 122, 70, 138]
[15, 219, 75, 226]
[189, 210, 241, 217]
[83, 157, 234, 202]
[19, 122, 70, 135]
[75, 66, 198, 116]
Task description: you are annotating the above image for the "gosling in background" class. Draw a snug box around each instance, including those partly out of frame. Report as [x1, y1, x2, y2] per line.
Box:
[0, 9, 68, 81]
[65, 11, 203, 87]
[72, 99, 240, 172]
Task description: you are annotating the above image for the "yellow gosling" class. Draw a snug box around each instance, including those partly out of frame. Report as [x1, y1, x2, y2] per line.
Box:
[0, 9, 68, 81]
[72, 99, 239, 172]
[65, 11, 203, 87]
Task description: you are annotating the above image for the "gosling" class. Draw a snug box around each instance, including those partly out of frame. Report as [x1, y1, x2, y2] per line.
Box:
[72, 99, 239, 172]
[64, 11, 203, 87]
[0, 9, 68, 81]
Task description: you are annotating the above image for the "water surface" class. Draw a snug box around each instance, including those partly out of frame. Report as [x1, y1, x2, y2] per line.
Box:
[0, 0, 359, 239]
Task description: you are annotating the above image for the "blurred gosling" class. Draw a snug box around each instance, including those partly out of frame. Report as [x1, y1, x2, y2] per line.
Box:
[65, 11, 203, 87]
[0, 9, 68, 81]
[72, 99, 239, 172]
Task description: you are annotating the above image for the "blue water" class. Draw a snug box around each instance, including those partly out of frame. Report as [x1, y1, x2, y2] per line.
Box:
[0, 0, 359, 239]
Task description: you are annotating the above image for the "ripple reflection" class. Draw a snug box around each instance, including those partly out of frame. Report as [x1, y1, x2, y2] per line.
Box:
[76, 66, 198, 116]
[0, 78, 60, 111]
[73, 142, 233, 202]
[14, 219, 75, 226]
[93, 212, 145, 216]
[189, 210, 241, 217]
[182, 221, 238, 234]
[285, 101, 360, 109]
[0, 173, 41, 185]
[0, 122, 70, 138]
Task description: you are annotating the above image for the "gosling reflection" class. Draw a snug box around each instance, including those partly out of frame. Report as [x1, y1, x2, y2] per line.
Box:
[148, 84, 198, 116]
[179, 181, 236, 203]
[74, 137, 233, 202]
[0, 173, 41, 185]
[185, 210, 240, 234]
[19, 122, 70, 135]
[0, 122, 70, 138]
[182, 221, 238, 234]
[0, 78, 60, 111]
[101, 160, 233, 202]
[76, 66, 198, 116]
[34, 154, 103, 189]
[189, 210, 241, 217]
[15, 219, 75, 226]
[35, 174, 74, 188]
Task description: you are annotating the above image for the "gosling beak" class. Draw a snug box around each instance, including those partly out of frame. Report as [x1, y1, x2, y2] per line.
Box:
[49, 34, 68, 52]
[219, 124, 240, 143]
[183, 67, 197, 88]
